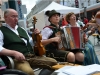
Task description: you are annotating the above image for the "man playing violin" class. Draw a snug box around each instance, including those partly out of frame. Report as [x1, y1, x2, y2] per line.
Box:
[0, 8, 58, 75]
[84, 11, 100, 39]
[87, 11, 100, 32]
[41, 10, 84, 65]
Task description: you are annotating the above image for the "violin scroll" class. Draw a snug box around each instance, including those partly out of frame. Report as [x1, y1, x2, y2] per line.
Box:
[33, 16, 37, 25]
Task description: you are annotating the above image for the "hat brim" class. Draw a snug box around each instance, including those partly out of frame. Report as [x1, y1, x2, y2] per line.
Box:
[50, 12, 60, 18]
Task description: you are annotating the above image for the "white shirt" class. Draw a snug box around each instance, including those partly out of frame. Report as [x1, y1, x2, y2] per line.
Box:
[0, 24, 33, 52]
[77, 20, 85, 27]
[41, 27, 53, 40]
[41, 23, 80, 40]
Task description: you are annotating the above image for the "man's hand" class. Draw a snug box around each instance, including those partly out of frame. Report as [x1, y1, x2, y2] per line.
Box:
[13, 51, 25, 61]
[34, 29, 40, 34]
[0, 49, 26, 61]
[52, 37, 61, 43]
[86, 23, 95, 26]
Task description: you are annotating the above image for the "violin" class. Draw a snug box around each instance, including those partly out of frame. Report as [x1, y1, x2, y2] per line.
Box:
[81, 18, 96, 31]
[81, 19, 97, 44]
[32, 16, 45, 56]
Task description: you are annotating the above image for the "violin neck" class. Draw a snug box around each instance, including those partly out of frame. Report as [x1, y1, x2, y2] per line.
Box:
[33, 22, 35, 30]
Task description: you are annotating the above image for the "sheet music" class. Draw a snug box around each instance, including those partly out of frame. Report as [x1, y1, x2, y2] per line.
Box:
[54, 64, 100, 75]
[58, 72, 68, 75]
[85, 64, 100, 71]
[63, 66, 97, 75]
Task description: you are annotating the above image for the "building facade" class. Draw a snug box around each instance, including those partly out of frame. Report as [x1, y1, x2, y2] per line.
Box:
[26, 0, 99, 29]
[0, 0, 8, 26]
[0, 0, 24, 26]
[54, 0, 97, 8]
[8, 0, 24, 19]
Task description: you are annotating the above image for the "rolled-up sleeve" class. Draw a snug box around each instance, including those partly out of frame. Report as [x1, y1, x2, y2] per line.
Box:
[41, 27, 53, 40]
[0, 30, 5, 52]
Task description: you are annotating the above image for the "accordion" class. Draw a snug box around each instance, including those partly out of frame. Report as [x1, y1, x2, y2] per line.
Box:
[62, 26, 85, 51]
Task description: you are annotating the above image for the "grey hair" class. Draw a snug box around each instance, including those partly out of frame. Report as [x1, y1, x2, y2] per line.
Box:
[4, 8, 16, 16]
[4, 9, 10, 16]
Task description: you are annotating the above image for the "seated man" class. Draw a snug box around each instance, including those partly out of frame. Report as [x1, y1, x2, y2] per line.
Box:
[41, 10, 84, 65]
[0, 8, 57, 75]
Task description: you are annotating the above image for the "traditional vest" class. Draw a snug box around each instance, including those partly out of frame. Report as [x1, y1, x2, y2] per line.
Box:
[0, 26, 34, 55]
[45, 24, 60, 51]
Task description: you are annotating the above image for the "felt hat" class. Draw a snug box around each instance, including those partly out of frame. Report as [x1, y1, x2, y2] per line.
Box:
[45, 10, 60, 21]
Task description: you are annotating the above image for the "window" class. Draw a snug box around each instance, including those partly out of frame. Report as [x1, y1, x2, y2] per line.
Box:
[59, 0, 67, 6]
[5, 2, 9, 8]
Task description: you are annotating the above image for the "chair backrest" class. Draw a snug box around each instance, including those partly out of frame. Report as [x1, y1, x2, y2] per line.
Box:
[0, 58, 6, 71]
[0, 56, 13, 69]
[0, 69, 28, 75]
[0, 58, 5, 66]
[0, 56, 28, 75]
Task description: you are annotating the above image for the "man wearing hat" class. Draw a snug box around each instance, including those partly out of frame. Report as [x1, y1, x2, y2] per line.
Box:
[41, 10, 84, 64]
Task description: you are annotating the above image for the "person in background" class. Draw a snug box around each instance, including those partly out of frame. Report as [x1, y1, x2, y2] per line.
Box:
[65, 12, 99, 65]
[41, 10, 84, 65]
[86, 11, 100, 44]
[83, 17, 89, 25]
[28, 28, 33, 37]
[77, 17, 85, 28]
[92, 11, 100, 45]
[0, 8, 58, 75]
[61, 17, 68, 26]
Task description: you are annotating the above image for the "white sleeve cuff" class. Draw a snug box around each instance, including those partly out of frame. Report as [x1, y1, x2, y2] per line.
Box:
[0, 46, 5, 52]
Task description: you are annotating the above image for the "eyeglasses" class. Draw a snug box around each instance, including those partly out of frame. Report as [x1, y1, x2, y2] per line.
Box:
[10, 15, 18, 18]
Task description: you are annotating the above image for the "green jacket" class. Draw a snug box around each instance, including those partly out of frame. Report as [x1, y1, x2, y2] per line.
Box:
[0, 26, 34, 56]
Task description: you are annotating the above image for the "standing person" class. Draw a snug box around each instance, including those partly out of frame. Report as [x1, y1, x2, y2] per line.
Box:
[65, 12, 99, 65]
[41, 10, 84, 65]
[0, 8, 58, 75]
[61, 17, 68, 26]
[94, 12, 100, 43]
[95, 10, 100, 29]
[83, 17, 89, 25]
